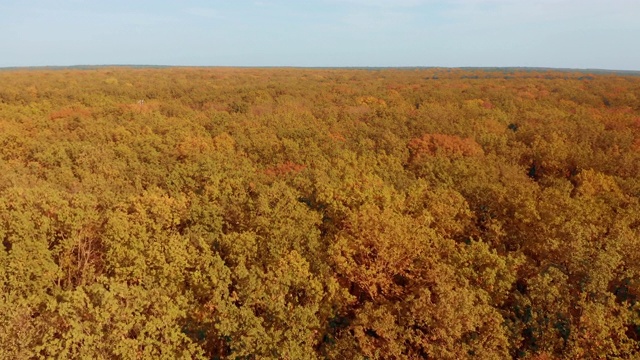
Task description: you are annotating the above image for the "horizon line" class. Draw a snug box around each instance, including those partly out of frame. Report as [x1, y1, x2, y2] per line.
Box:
[1, 64, 639, 74]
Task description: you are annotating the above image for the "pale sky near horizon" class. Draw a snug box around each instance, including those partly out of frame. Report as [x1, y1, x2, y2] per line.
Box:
[1, 0, 638, 70]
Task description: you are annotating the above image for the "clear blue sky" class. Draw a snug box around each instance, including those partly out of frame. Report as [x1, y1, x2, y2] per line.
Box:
[1, 0, 639, 70]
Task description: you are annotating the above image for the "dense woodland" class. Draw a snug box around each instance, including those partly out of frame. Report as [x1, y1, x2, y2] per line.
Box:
[1, 67, 640, 359]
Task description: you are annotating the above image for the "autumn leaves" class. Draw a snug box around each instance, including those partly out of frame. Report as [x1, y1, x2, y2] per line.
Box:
[1, 67, 640, 358]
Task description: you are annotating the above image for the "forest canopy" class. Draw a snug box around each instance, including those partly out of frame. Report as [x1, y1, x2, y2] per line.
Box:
[1, 67, 640, 359]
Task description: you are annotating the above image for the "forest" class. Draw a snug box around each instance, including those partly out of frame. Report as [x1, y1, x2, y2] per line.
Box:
[1, 67, 640, 359]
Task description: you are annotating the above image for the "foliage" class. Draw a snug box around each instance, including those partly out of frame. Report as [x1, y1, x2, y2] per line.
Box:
[1, 67, 640, 358]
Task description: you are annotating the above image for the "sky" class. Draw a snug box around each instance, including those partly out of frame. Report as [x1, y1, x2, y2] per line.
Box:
[0, 0, 639, 70]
